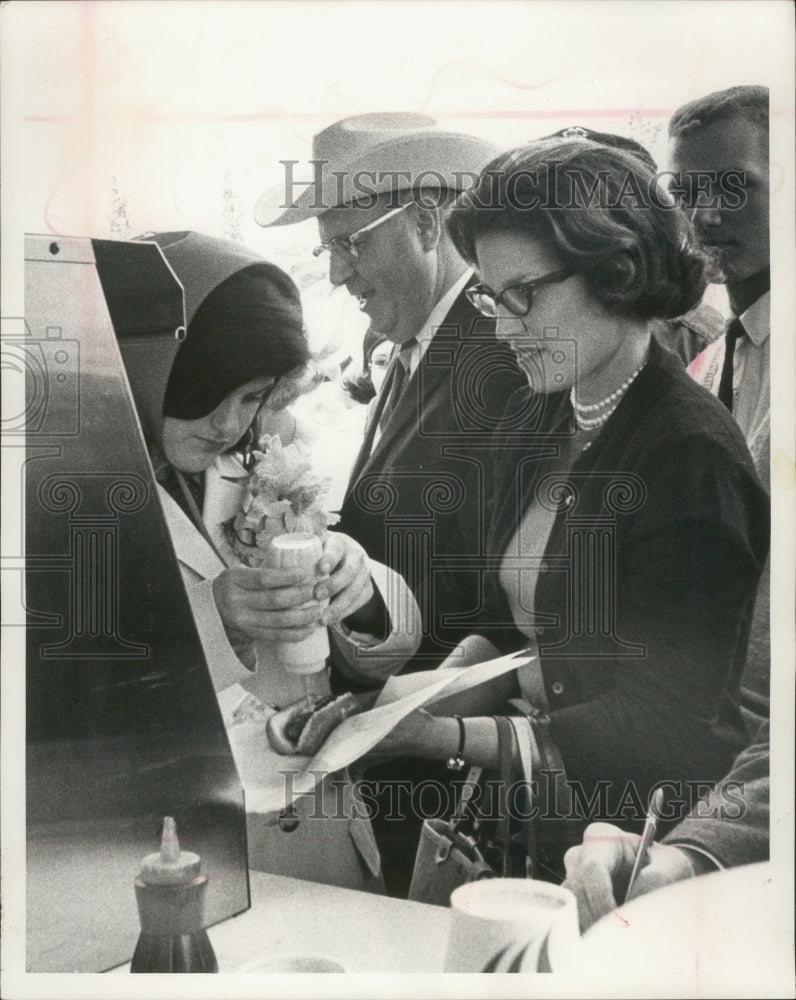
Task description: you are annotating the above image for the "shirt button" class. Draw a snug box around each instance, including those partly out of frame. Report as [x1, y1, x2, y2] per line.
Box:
[540, 561, 549, 573]
[551, 681, 564, 696]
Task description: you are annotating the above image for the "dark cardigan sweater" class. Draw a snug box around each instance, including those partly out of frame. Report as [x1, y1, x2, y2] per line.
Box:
[476, 339, 769, 822]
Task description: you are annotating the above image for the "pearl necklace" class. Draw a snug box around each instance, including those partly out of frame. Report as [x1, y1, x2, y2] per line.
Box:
[571, 362, 646, 432]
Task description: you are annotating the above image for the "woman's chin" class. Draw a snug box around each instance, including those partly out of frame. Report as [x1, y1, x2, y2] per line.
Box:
[164, 451, 217, 474]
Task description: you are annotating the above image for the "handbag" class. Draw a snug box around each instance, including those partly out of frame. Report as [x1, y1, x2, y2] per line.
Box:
[407, 717, 535, 905]
[506, 698, 580, 883]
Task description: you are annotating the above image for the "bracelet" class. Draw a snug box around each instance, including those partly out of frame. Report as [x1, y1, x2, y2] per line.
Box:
[446, 715, 466, 771]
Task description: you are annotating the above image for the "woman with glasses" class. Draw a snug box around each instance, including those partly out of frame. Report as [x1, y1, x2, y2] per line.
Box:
[120, 231, 420, 889]
[371, 138, 769, 879]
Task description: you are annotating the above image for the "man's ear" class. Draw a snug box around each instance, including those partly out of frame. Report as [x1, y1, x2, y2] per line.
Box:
[415, 204, 442, 251]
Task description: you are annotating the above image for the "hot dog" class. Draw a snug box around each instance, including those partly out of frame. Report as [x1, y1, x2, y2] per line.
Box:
[266, 690, 379, 756]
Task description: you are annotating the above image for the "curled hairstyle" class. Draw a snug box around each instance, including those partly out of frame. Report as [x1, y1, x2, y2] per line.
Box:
[447, 138, 708, 321]
[669, 85, 769, 138]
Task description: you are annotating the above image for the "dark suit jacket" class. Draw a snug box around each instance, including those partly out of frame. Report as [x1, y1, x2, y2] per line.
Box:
[331, 287, 526, 683]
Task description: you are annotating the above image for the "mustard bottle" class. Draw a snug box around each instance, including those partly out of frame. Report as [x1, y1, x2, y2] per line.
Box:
[130, 817, 218, 973]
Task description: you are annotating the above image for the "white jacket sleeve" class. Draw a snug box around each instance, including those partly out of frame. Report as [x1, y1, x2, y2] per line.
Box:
[329, 560, 422, 683]
[187, 575, 257, 692]
[158, 482, 256, 694]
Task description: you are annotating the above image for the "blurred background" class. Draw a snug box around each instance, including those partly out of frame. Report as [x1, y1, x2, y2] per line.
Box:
[2, 0, 791, 518]
[3, 1, 789, 309]
[1, 0, 792, 485]
[1, 1, 792, 475]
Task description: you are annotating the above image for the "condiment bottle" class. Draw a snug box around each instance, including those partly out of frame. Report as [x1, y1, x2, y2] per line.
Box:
[267, 533, 330, 834]
[130, 816, 218, 973]
[267, 532, 330, 675]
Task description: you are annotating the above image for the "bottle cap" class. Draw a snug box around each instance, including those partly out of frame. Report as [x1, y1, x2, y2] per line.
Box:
[139, 817, 201, 885]
[268, 532, 324, 574]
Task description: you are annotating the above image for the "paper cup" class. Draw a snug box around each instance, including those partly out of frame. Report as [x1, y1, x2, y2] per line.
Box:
[238, 953, 347, 973]
[444, 879, 579, 973]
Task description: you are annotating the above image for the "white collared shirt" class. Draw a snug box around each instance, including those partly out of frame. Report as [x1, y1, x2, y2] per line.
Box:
[401, 266, 473, 377]
[688, 290, 770, 483]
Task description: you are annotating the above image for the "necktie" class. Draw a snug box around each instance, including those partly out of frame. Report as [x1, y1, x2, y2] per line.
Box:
[718, 317, 745, 412]
[378, 338, 416, 430]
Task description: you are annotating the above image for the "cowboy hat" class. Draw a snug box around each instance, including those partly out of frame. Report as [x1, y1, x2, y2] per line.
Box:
[254, 112, 498, 227]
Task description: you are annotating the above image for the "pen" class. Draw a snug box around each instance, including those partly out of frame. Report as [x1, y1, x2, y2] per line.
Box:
[624, 786, 665, 903]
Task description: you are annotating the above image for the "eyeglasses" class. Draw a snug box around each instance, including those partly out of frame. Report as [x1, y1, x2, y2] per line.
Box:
[466, 267, 578, 318]
[312, 203, 412, 264]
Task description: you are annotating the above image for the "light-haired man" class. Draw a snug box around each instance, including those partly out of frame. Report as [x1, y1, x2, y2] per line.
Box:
[669, 85, 770, 721]
[257, 113, 527, 680]
[669, 85, 770, 480]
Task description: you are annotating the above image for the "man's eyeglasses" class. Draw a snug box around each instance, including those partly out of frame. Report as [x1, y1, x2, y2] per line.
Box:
[466, 267, 578, 318]
[313, 203, 412, 264]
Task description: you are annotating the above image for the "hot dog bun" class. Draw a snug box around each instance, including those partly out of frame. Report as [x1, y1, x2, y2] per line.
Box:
[265, 694, 329, 755]
[266, 691, 378, 757]
[296, 691, 378, 755]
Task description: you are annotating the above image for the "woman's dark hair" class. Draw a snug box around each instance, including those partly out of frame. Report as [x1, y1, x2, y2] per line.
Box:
[342, 327, 388, 405]
[542, 126, 657, 171]
[342, 371, 377, 405]
[447, 138, 708, 321]
[164, 262, 309, 419]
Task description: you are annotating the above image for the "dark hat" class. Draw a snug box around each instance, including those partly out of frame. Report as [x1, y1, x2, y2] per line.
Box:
[163, 262, 305, 420]
[120, 232, 306, 443]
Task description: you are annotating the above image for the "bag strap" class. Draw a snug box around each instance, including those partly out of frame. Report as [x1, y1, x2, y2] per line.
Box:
[508, 716, 533, 787]
[508, 697, 578, 880]
[508, 716, 537, 877]
[494, 716, 517, 877]
[449, 765, 483, 829]
[509, 698, 561, 772]
[436, 765, 494, 871]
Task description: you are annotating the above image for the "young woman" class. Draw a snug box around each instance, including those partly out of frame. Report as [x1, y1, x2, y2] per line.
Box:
[120, 230, 421, 890]
[371, 139, 769, 869]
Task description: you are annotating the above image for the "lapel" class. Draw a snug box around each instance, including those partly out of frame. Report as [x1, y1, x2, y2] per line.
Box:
[157, 483, 225, 581]
[346, 355, 401, 488]
[345, 288, 481, 495]
[202, 454, 249, 554]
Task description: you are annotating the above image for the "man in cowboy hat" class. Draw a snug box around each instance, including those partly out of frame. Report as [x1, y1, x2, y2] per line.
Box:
[256, 112, 526, 677]
[257, 112, 527, 895]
